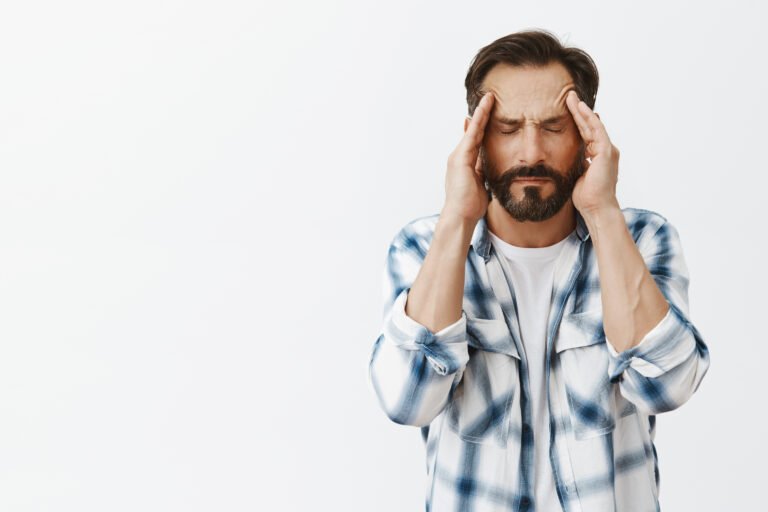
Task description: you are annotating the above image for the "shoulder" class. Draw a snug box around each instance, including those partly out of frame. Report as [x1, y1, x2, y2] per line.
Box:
[620, 207, 669, 235]
[619, 207, 685, 256]
[619, 206, 675, 244]
[387, 213, 441, 258]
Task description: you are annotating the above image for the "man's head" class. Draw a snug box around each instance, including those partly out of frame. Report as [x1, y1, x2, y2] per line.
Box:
[464, 30, 599, 222]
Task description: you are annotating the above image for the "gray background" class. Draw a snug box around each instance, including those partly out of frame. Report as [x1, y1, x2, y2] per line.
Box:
[0, 0, 764, 510]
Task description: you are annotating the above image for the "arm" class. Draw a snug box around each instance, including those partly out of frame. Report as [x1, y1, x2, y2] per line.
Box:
[404, 214, 475, 333]
[565, 91, 710, 414]
[591, 212, 710, 414]
[368, 92, 497, 426]
[583, 205, 670, 353]
[367, 216, 472, 426]
[608, 218, 709, 414]
[565, 91, 670, 354]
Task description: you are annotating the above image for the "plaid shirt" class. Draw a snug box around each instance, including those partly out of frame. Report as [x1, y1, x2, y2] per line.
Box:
[368, 207, 710, 512]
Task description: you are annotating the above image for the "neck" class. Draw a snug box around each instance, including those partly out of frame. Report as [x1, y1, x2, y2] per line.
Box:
[486, 200, 577, 248]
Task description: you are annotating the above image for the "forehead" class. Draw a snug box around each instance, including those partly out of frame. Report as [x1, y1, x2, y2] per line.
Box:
[481, 62, 575, 121]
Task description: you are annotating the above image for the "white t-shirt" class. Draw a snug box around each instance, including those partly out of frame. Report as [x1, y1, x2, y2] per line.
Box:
[488, 229, 572, 512]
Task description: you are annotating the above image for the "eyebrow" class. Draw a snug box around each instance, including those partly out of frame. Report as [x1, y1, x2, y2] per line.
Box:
[493, 114, 567, 126]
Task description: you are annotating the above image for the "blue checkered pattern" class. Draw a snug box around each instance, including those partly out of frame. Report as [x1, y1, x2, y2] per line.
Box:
[368, 207, 710, 512]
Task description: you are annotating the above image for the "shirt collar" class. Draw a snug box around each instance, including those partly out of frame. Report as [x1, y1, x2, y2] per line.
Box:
[471, 209, 590, 262]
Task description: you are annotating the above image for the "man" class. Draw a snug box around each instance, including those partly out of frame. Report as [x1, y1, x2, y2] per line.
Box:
[368, 29, 710, 512]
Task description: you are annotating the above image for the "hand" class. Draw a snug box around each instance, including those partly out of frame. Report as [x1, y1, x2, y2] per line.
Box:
[441, 92, 495, 223]
[565, 90, 620, 215]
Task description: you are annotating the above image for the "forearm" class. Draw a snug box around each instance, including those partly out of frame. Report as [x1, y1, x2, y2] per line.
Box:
[405, 212, 475, 333]
[369, 214, 474, 426]
[582, 204, 670, 353]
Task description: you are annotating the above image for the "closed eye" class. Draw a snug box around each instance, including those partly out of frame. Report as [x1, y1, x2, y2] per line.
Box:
[500, 127, 564, 135]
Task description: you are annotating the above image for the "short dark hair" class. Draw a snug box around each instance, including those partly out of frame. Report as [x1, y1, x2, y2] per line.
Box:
[464, 29, 599, 116]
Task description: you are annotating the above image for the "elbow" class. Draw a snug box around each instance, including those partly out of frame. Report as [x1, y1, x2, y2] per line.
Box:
[368, 362, 445, 428]
[620, 349, 710, 415]
[614, 318, 711, 415]
[381, 405, 438, 428]
[368, 356, 452, 428]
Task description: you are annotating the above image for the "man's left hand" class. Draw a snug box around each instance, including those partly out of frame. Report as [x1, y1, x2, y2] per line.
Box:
[566, 90, 620, 215]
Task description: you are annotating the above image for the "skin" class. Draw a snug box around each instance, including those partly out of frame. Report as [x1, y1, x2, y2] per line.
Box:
[407, 61, 669, 352]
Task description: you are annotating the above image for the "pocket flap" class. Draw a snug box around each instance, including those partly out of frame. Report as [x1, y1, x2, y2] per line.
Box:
[556, 309, 606, 353]
[466, 317, 520, 359]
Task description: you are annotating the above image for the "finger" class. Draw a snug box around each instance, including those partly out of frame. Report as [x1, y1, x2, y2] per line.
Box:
[577, 102, 610, 144]
[459, 92, 495, 154]
[565, 91, 593, 143]
[463, 93, 493, 147]
[474, 150, 483, 174]
[474, 146, 490, 185]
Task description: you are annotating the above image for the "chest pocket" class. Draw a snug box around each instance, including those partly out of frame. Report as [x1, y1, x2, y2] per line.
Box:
[555, 309, 629, 440]
[446, 316, 521, 447]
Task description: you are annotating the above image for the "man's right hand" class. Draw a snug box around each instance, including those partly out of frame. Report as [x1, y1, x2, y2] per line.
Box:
[442, 92, 496, 224]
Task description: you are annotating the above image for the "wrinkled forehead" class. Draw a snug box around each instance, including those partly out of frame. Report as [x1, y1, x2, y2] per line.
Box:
[481, 62, 576, 122]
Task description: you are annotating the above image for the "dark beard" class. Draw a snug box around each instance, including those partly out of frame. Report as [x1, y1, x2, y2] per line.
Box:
[481, 145, 586, 222]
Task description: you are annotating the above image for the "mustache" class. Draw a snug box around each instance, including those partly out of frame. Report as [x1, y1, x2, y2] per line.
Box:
[480, 143, 587, 188]
[497, 163, 560, 181]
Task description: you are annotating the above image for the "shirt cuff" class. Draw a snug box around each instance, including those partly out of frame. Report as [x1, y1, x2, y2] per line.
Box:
[606, 304, 696, 381]
[384, 287, 469, 376]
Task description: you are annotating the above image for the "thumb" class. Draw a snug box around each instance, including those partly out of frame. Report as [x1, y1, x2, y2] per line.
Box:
[474, 148, 485, 178]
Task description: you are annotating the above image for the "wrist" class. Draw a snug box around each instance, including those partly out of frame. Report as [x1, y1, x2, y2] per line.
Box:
[435, 210, 477, 251]
[580, 199, 621, 224]
[581, 202, 624, 240]
[438, 210, 478, 231]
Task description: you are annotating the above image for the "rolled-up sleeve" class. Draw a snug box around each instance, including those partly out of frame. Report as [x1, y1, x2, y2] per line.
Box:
[368, 225, 469, 427]
[385, 288, 469, 375]
[605, 220, 710, 415]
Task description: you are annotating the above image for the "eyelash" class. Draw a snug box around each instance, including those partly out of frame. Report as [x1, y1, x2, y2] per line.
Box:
[500, 128, 564, 135]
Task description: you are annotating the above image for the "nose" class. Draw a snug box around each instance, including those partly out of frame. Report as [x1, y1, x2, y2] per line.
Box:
[518, 126, 547, 167]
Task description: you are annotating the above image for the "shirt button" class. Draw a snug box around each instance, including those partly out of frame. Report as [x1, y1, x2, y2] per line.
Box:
[520, 496, 531, 509]
[565, 483, 576, 494]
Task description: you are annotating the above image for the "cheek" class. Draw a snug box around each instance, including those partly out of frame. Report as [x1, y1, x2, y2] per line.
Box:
[566, 123, 583, 145]
[484, 133, 520, 158]
[554, 130, 583, 155]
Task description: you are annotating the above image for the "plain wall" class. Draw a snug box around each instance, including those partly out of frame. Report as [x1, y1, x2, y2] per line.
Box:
[0, 0, 765, 510]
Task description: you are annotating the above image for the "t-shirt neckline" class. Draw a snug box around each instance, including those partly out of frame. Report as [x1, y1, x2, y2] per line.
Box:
[488, 229, 573, 261]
